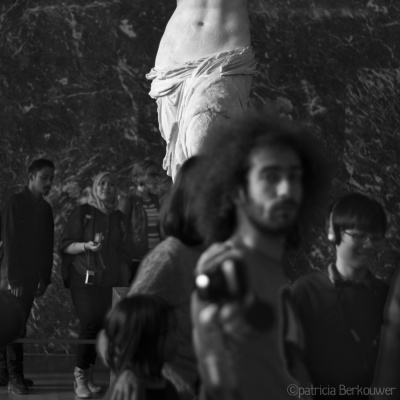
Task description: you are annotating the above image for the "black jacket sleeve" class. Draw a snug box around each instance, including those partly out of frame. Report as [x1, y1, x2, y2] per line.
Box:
[41, 204, 54, 286]
[58, 205, 86, 286]
[2, 195, 24, 287]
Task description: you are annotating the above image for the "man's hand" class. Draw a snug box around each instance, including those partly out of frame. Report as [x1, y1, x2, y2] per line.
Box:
[33, 278, 48, 298]
[199, 301, 255, 341]
[196, 241, 243, 275]
[195, 242, 255, 341]
[10, 285, 24, 298]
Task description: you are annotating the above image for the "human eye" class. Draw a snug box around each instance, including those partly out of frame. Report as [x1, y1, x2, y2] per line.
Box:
[261, 170, 280, 184]
[370, 235, 385, 244]
[352, 233, 368, 242]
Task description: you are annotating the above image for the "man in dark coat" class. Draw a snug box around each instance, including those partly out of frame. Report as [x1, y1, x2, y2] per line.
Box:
[0, 158, 55, 394]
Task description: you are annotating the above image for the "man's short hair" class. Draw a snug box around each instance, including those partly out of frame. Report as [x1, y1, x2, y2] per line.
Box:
[328, 193, 387, 245]
[131, 158, 160, 186]
[28, 159, 55, 175]
[194, 111, 330, 246]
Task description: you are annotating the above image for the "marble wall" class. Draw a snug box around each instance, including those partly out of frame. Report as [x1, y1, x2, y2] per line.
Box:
[0, 0, 399, 353]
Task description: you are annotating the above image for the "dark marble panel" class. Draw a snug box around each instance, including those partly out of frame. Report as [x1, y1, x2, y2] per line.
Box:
[249, 0, 400, 280]
[0, 0, 399, 352]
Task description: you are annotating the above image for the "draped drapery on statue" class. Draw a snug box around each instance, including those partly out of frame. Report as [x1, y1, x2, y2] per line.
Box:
[147, 47, 257, 179]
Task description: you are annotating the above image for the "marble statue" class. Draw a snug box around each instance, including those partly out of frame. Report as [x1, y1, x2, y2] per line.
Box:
[146, 0, 257, 179]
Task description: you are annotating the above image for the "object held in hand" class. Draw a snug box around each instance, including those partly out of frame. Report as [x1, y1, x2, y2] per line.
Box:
[195, 259, 247, 303]
[94, 232, 103, 245]
[196, 258, 274, 332]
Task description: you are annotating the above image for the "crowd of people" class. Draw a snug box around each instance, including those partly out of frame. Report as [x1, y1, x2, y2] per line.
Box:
[0, 0, 397, 398]
[0, 112, 399, 400]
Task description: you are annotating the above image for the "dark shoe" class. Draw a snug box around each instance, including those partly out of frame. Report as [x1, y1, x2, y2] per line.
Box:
[0, 370, 33, 387]
[23, 376, 34, 387]
[8, 374, 29, 395]
[0, 369, 8, 386]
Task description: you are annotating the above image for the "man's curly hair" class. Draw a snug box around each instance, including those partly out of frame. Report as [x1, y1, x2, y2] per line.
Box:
[193, 111, 331, 246]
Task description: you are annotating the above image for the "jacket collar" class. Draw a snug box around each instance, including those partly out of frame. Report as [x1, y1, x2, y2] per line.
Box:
[328, 263, 374, 289]
[22, 186, 44, 206]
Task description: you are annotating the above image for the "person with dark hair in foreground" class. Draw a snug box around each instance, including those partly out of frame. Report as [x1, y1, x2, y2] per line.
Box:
[0, 158, 55, 395]
[191, 112, 329, 400]
[293, 193, 389, 400]
[128, 156, 205, 400]
[101, 294, 180, 400]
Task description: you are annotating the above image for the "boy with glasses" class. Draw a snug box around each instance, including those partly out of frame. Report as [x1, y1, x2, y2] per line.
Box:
[293, 193, 388, 399]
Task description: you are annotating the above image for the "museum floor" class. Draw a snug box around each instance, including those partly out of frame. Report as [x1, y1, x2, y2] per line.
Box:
[0, 355, 110, 400]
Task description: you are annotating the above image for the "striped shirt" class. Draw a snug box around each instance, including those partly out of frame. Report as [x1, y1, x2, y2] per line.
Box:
[142, 199, 160, 251]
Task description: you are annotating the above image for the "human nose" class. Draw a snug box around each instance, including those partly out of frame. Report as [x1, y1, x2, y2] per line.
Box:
[276, 178, 292, 197]
[362, 238, 375, 248]
[364, 237, 384, 249]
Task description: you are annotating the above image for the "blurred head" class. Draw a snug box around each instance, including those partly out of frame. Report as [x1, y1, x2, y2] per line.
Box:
[104, 294, 177, 378]
[327, 193, 387, 268]
[88, 172, 117, 214]
[28, 159, 55, 197]
[132, 159, 163, 195]
[160, 156, 204, 246]
[236, 145, 303, 235]
[194, 112, 329, 246]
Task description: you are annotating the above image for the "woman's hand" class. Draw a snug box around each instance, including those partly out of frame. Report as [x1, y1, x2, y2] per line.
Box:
[84, 241, 102, 252]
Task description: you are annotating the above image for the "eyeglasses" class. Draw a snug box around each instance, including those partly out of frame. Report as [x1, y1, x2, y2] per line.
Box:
[343, 231, 385, 246]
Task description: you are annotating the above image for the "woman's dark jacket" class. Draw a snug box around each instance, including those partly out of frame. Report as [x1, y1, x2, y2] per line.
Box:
[58, 204, 131, 288]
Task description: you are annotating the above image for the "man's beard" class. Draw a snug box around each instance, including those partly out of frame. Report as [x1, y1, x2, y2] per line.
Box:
[244, 199, 299, 235]
[42, 186, 51, 195]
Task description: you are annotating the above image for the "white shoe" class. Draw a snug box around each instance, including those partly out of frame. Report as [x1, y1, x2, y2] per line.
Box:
[74, 367, 91, 399]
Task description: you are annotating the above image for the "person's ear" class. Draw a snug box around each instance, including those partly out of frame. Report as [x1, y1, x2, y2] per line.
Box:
[234, 188, 246, 206]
